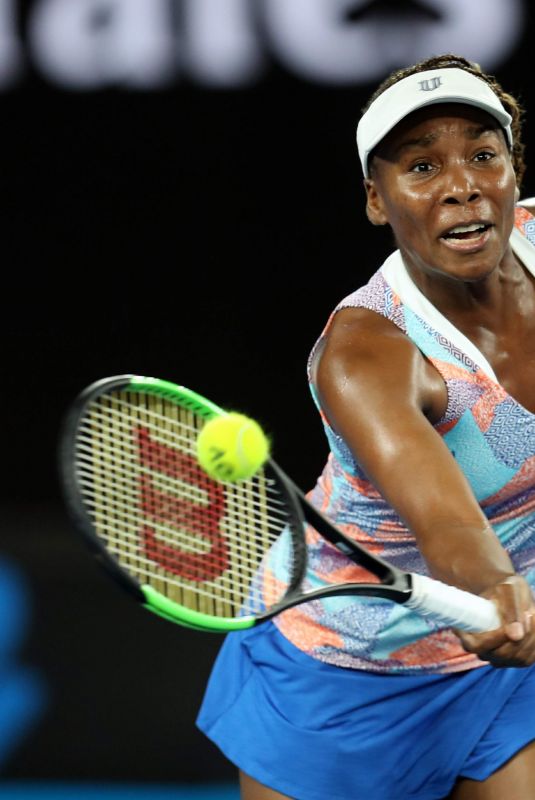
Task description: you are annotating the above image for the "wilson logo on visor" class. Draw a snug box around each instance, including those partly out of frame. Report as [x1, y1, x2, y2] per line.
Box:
[418, 77, 443, 92]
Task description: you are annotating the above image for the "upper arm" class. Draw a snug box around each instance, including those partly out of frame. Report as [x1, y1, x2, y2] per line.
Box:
[313, 306, 446, 472]
[312, 307, 500, 582]
[313, 306, 440, 433]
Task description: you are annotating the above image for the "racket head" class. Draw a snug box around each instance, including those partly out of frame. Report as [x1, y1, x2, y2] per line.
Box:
[59, 375, 307, 632]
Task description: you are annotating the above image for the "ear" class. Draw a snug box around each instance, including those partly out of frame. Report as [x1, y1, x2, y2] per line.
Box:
[514, 184, 520, 203]
[364, 179, 389, 226]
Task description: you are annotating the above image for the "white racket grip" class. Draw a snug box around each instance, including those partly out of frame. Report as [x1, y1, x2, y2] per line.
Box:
[406, 573, 501, 633]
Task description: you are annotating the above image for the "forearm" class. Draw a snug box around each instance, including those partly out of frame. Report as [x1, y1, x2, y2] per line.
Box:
[413, 517, 516, 594]
[372, 446, 517, 594]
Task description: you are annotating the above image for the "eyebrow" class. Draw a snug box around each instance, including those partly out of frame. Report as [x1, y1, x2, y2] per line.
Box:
[395, 124, 501, 155]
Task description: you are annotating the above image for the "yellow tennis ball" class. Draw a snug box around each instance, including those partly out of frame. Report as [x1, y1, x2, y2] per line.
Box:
[196, 413, 270, 482]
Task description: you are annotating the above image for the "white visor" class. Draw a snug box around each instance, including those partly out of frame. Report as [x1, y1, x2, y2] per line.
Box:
[357, 67, 513, 178]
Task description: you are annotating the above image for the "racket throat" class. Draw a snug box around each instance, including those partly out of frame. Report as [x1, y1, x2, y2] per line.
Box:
[261, 571, 414, 619]
[382, 569, 414, 600]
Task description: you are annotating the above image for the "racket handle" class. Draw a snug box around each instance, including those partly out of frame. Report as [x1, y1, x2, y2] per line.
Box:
[406, 573, 501, 633]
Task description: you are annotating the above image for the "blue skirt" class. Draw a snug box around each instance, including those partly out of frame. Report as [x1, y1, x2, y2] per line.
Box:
[196, 622, 535, 800]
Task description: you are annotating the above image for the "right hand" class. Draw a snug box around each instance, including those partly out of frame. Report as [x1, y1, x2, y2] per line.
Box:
[456, 576, 535, 668]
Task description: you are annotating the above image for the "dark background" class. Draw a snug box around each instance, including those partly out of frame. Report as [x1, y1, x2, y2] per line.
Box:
[2, 0, 535, 787]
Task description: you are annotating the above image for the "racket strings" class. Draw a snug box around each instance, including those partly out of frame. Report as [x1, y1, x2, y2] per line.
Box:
[79, 487, 278, 570]
[75, 435, 286, 522]
[89, 524, 269, 602]
[76, 403, 287, 521]
[74, 391, 294, 618]
[79, 400, 196, 452]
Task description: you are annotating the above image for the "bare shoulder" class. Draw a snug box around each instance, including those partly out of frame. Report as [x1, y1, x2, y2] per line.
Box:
[311, 306, 422, 385]
[312, 306, 446, 422]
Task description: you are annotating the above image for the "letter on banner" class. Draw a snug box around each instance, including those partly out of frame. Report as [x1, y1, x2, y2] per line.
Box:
[183, 0, 263, 87]
[0, 0, 23, 87]
[28, 0, 176, 89]
[263, 0, 524, 84]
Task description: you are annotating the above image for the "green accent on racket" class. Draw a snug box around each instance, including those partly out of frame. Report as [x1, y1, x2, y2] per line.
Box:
[141, 584, 256, 632]
[128, 376, 225, 419]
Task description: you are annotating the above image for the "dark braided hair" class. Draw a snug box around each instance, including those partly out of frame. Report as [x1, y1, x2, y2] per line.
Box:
[363, 54, 526, 188]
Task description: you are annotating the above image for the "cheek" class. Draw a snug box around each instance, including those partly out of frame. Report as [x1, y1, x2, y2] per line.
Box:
[386, 180, 434, 226]
[492, 167, 517, 221]
[495, 170, 515, 193]
[396, 182, 434, 205]
[385, 192, 433, 239]
[487, 155, 516, 193]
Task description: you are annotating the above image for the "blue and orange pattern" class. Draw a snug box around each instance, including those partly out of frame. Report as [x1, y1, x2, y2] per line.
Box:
[265, 207, 535, 674]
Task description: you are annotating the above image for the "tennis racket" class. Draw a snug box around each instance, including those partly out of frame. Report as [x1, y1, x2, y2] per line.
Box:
[59, 374, 500, 634]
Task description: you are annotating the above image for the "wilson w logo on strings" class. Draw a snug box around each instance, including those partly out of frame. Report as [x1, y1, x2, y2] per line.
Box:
[136, 426, 229, 582]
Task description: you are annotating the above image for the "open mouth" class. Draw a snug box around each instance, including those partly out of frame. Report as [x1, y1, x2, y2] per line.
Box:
[441, 222, 492, 241]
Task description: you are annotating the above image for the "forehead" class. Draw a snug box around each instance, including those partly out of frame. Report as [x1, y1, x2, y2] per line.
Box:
[373, 102, 504, 163]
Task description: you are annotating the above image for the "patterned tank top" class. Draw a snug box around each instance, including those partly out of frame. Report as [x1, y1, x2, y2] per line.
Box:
[265, 205, 535, 674]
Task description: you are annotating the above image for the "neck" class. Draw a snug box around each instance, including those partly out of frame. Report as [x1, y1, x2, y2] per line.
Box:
[402, 246, 525, 327]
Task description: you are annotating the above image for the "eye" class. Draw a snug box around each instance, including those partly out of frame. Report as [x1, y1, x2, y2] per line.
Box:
[474, 150, 495, 162]
[409, 161, 433, 173]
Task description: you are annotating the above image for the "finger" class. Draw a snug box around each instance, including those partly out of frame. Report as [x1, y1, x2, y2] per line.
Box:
[504, 620, 525, 641]
[456, 628, 510, 654]
[478, 627, 535, 667]
[483, 647, 535, 668]
[524, 609, 535, 632]
[487, 577, 530, 641]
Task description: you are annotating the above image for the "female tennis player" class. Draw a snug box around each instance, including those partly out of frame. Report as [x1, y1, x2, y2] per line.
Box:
[197, 54, 535, 800]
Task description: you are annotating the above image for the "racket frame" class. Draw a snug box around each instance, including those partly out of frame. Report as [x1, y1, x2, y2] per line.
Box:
[59, 374, 310, 632]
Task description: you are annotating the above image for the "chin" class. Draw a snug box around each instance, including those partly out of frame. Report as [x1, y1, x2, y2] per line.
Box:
[440, 259, 499, 283]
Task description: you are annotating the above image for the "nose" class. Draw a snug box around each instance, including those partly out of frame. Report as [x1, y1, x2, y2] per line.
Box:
[440, 165, 481, 205]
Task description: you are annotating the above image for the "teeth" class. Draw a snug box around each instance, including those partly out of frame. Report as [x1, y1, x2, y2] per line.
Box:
[447, 223, 486, 235]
